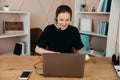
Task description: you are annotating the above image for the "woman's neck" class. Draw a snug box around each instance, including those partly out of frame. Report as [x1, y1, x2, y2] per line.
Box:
[54, 24, 68, 30]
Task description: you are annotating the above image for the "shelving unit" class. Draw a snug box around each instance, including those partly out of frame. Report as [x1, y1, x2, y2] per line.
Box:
[74, 0, 119, 57]
[0, 11, 30, 55]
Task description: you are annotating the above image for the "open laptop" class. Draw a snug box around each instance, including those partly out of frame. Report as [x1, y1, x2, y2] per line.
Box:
[42, 53, 85, 77]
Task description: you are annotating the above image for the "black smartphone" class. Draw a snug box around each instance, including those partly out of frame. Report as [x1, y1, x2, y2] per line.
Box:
[18, 70, 32, 80]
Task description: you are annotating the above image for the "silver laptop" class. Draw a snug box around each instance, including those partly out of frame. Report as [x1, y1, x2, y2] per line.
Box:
[42, 53, 85, 77]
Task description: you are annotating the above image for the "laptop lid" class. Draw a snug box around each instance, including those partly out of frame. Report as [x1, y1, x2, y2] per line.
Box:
[42, 53, 85, 77]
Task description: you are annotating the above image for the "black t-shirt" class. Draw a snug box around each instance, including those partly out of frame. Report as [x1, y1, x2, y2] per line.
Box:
[37, 24, 84, 53]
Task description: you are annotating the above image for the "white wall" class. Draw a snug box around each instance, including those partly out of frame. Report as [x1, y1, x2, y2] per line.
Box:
[0, 0, 75, 53]
[0, 0, 75, 30]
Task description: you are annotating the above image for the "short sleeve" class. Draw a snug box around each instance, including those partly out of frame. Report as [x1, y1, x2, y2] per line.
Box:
[37, 27, 48, 49]
[73, 28, 84, 50]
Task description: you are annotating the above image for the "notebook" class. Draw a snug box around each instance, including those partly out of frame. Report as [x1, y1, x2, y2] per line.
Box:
[42, 53, 85, 77]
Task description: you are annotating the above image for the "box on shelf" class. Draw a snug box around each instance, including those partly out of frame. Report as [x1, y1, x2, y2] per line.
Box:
[3, 21, 24, 34]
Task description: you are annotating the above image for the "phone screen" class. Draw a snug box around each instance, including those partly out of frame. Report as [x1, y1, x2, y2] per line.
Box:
[20, 71, 32, 79]
[20, 71, 31, 78]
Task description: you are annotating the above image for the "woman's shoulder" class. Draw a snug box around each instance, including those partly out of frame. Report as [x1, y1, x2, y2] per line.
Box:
[44, 24, 55, 31]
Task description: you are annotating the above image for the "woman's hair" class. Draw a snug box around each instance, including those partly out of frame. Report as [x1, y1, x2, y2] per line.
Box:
[55, 5, 72, 21]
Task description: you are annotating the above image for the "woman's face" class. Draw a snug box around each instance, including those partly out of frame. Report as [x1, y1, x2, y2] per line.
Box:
[57, 12, 71, 30]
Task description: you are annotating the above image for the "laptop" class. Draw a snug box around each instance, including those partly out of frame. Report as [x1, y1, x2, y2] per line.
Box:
[42, 53, 85, 77]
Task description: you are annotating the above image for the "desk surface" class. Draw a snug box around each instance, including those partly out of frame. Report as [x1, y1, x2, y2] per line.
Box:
[0, 56, 119, 80]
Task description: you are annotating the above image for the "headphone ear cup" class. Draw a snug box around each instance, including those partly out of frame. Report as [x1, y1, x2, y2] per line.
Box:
[54, 18, 57, 21]
[112, 54, 119, 65]
[118, 55, 120, 64]
[54, 18, 58, 23]
[70, 18, 72, 21]
[112, 54, 116, 65]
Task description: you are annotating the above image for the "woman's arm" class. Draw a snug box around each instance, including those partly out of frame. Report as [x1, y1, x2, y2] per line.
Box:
[77, 49, 90, 61]
[77, 49, 84, 54]
[35, 46, 59, 55]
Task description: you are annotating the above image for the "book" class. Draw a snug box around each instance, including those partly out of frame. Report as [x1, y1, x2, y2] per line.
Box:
[102, 0, 108, 12]
[80, 18, 92, 32]
[104, 22, 109, 35]
[13, 42, 25, 55]
[97, 22, 109, 35]
[106, 0, 112, 12]
[98, 22, 102, 35]
[97, 23, 100, 34]
[97, 0, 104, 12]
[102, 0, 112, 12]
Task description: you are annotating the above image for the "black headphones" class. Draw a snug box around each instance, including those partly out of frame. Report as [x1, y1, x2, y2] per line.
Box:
[54, 18, 58, 22]
[112, 54, 120, 65]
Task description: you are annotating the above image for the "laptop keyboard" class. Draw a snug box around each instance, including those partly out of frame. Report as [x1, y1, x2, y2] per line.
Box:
[114, 65, 120, 77]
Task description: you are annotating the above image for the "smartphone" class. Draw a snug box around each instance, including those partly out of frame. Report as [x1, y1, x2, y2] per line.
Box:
[18, 70, 32, 80]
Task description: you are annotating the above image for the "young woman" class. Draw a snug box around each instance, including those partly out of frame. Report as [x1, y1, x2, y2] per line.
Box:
[35, 5, 84, 54]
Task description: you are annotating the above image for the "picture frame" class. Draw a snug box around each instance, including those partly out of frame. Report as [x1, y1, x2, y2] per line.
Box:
[80, 18, 92, 32]
[3, 21, 24, 34]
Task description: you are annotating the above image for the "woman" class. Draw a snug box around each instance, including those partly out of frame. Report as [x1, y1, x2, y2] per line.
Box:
[35, 5, 84, 54]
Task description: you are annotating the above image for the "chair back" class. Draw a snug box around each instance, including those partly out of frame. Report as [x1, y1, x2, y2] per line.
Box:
[30, 28, 42, 55]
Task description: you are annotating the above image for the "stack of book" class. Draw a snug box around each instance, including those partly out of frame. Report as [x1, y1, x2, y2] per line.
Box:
[97, 0, 112, 12]
[97, 22, 109, 35]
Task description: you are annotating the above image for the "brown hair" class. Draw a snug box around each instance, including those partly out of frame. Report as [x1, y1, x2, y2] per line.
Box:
[55, 5, 72, 21]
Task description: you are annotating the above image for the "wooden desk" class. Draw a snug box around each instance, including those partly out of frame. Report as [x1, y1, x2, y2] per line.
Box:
[0, 56, 119, 80]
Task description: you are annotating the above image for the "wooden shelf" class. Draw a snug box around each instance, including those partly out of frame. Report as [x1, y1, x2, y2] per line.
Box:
[0, 52, 28, 56]
[0, 11, 29, 14]
[0, 52, 17, 56]
[80, 31, 107, 38]
[0, 33, 28, 38]
[84, 50, 105, 57]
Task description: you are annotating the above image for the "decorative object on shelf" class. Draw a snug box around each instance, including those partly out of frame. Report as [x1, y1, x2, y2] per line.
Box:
[3, 5, 10, 12]
[80, 4, 86, 12]
[89, 48, 94, 53]
[3, 21, 24, 34]
[91, 6, 96, 12]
